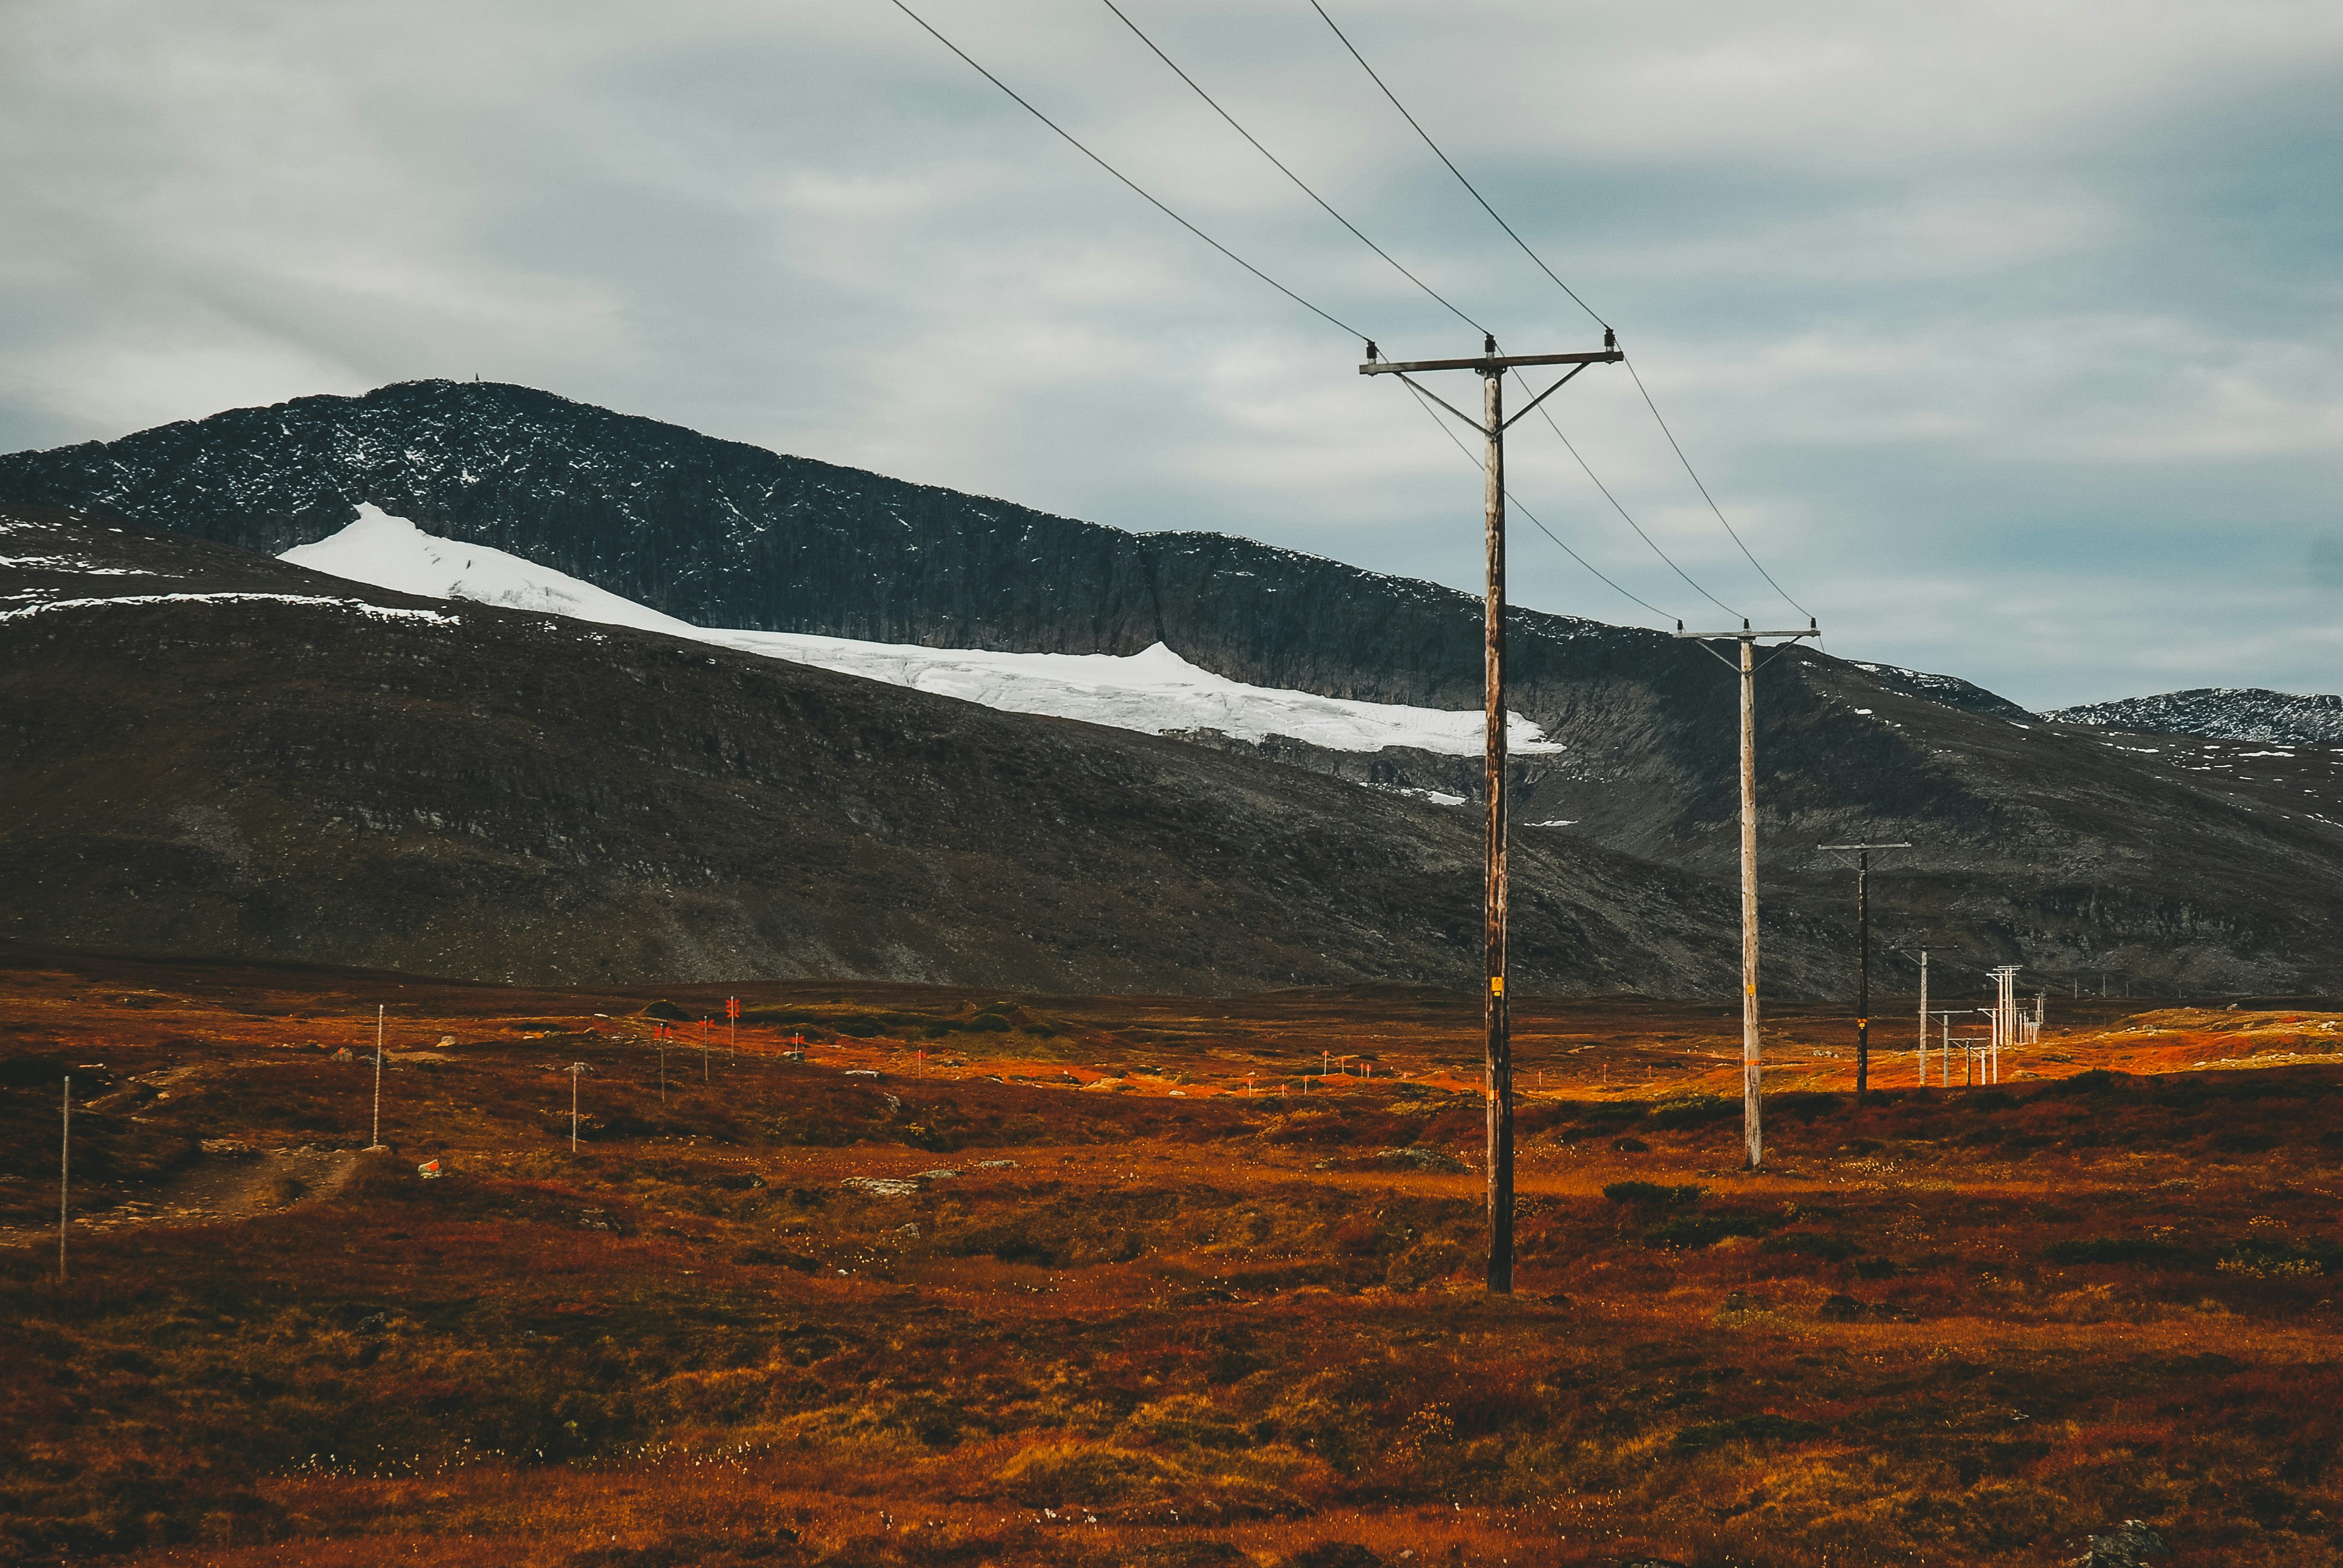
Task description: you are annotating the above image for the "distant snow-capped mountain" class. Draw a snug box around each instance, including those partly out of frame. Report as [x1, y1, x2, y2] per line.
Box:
[2046, 688, 2343, 747]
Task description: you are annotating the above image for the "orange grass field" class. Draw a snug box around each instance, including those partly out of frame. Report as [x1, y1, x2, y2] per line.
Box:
[4, 941, 2342, 1567]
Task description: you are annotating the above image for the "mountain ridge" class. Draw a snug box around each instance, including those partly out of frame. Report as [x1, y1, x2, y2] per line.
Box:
[2047, 688, 2343, 748]
[8, 385, 2343, 994]
[0, 500, 1806, 993]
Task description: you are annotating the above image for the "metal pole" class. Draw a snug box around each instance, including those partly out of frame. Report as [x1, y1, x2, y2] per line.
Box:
[1739, 632, 1761, 1170]
[59, 1074, 70, 1285]
[372, 1003, 384, 1149]
[1483, 349, 1513, 1295]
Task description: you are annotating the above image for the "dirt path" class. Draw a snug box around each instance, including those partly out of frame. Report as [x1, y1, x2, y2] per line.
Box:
[0, 1144, 364, 1249]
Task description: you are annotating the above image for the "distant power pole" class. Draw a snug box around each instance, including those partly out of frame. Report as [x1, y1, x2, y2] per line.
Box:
[1818, 843, 1910, 1097]
[1892, 944, 1947, 1085]
[1677, 619, 1820, 1168]
[1360, 330, 1621, 1293]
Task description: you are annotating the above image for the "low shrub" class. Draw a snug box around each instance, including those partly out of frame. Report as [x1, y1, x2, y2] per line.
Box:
[1643, 1212, 1769, 1249]
[2046, 1236, 2187, 1267]
[1760, 1232, 1863, 1261]
[1646, 1096, 1736, 1131]
[1671, 1413, 1825, 1452]
[1602, 1181, 1702, 1207]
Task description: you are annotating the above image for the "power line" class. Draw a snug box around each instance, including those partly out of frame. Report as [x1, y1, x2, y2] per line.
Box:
[1400, 380, 1673, 624]
[1507, 368, 1742, 621]
[886, 0, 1371, 344]
[1094, 0, 1484, 336]
[1086, 0, 1738, 622]
[1305, 0, 1606, 330]
[1306, 0, 1812, 619]
[1621, 354, 1812, 619]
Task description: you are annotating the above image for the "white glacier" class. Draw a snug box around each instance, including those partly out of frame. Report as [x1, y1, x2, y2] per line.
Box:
[281, 506, 1561, 756]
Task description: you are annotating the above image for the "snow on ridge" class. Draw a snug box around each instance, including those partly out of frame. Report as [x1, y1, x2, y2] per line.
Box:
[0, 591, 454, 624]
[281, 506, 1561, 756]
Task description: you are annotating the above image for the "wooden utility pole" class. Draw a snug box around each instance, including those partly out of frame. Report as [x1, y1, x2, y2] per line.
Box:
[1818, 843, 1909, 1097]
[1892, 945, 1948, 1085]
[1362, 333, 1621, 1292]
[1676, 620, 1819, 1168]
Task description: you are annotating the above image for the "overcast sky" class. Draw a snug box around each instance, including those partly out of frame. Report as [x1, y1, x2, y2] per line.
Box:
[5, 0, 2339, 707]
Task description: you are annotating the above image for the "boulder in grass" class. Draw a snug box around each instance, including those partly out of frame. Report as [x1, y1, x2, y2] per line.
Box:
[842, 1176, 923, 1198]
[2075, 1521, 2168, 1568]
[1372, 1146, 1467, 1174]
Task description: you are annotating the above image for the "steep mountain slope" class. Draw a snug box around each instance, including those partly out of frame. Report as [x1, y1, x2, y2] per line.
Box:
[0, 502, 1804, 993]
[2047, 688, 2343, 747]
[7, 384, 2343, 994]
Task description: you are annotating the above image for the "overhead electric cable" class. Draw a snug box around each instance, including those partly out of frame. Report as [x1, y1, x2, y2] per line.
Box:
[1401, 381, 1673, 624]
[1078, 0, 1736, 620]
[1619, 355, 1812, 618]
[1306, 0, 1605, 330]
[1094, 0, 1484, 336]
[1507, 368, 1742, 620]
[887, 0, 1371, 344]
[1308, 0, 1813, 619]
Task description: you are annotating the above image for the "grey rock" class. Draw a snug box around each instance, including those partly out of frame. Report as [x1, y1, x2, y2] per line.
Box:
[2076, 1520, 2169, 1567]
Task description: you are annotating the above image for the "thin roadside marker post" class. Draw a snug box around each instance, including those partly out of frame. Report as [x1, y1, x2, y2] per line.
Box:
[369, 1004, 386, 1151]
[1359, 333, 1622, 1294]
[568, 1062, 590, 1151]
[701, 1019, 710, 1085]
[58, 1074, 70, 1285]
[1677, 619, 1820, 1169]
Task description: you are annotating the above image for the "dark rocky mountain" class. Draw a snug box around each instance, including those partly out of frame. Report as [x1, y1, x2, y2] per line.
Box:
[2047, 688, 2343, 748]
[0, 503, 1803, 993]
[1845, 660, 2037, 722]
[6, 383, 2343, 995]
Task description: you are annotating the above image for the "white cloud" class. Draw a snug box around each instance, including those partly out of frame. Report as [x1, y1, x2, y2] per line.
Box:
[1, 0, 2339, 704]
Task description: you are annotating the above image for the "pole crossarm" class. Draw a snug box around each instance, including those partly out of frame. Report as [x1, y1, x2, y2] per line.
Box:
[1818, 843, 1913, 852]
[1362, 348, 1623, 374]
[1674, 624, 1817, 672]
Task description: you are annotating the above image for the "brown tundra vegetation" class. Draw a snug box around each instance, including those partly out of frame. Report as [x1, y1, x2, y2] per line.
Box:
[3, 942, 2340, 1567]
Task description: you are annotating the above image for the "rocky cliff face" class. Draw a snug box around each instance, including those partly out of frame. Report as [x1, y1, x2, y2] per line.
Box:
[8, 387, 2343, 995]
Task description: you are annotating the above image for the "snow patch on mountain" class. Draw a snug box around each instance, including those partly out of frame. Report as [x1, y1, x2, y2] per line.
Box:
[2046, 688, 2343, 748]
[282, 506, 1561, 756]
